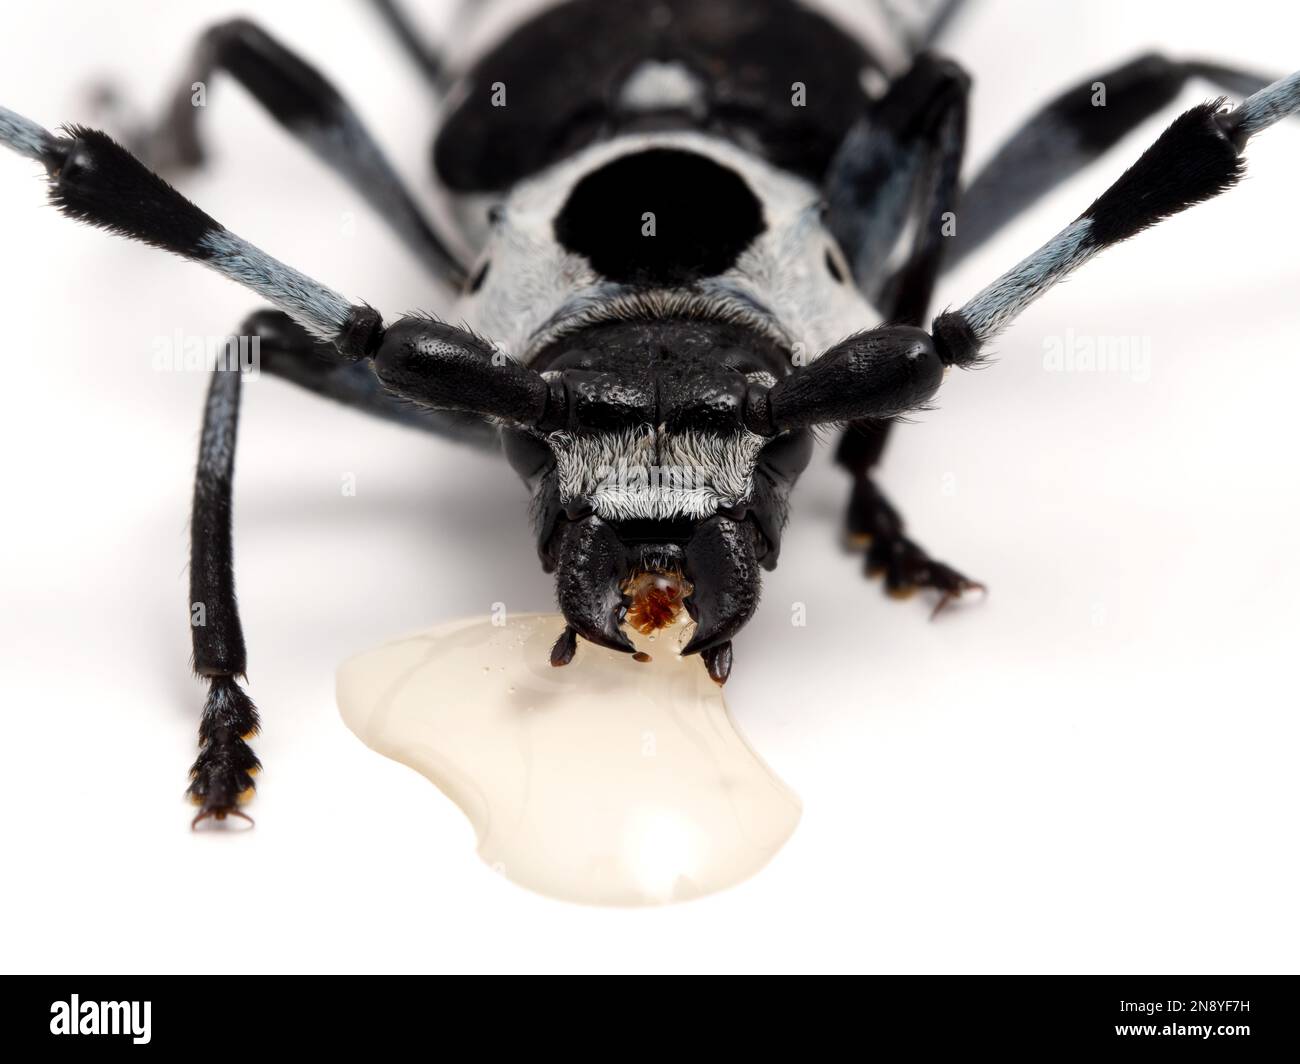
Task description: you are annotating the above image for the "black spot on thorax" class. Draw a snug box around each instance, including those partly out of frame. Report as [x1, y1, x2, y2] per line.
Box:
[553, 148, 764, 284]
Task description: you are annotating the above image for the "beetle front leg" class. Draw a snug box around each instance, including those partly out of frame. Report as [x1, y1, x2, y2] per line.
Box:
[824, 52, 969, 310]
[821, 52, 982, 616]
[837, 420, 984, 618]
[187, 363, 259, 827]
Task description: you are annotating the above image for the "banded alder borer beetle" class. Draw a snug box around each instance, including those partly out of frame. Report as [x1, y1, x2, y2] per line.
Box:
[1, 0, 1297, 827]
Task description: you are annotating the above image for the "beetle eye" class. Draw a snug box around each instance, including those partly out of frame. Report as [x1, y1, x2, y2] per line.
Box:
[824, 247, 847, 284]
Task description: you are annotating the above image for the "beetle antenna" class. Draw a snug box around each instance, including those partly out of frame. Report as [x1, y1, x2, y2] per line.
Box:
[932, 69, 1300, 368]
[0, 105, 382, 358]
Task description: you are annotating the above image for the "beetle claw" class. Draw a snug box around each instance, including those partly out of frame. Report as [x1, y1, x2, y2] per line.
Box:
[190, 804, 254, 830]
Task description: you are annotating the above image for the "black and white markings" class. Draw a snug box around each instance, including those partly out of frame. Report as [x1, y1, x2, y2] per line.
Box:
[194, 229, 354, 342]
[0, 110, 364, 345]
[454, 130, 879, 364]
[1228, 69, 1300, 140]
[548, 426, 770, 522]
[935, 70, 1300, 365]
[553, 148, 765, 286]
[0, 105, 58, 160]
[154, 19, 469, 288]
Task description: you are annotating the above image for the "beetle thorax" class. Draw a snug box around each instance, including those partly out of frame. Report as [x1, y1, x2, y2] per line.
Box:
[452, 130, 879, 367]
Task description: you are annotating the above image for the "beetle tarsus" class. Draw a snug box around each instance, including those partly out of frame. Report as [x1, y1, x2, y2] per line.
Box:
[930, 579, 988, 620]
[864, 532, 985, 616]
[844, 472, 985, 616]
[190, 805, 255, 830]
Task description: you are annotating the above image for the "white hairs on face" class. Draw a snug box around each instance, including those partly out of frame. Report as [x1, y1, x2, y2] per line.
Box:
[548, 425, 768, 521]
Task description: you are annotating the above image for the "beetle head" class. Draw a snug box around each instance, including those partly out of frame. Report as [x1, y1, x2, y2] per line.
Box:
[502, 315, 816, 679]
[373, 312, 943, 679]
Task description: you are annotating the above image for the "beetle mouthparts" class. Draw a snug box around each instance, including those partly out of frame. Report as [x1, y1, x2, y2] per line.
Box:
[622, 571, 693, 635]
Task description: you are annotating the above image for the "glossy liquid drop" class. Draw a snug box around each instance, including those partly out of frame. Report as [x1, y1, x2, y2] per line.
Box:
[336, 612, 800, 906]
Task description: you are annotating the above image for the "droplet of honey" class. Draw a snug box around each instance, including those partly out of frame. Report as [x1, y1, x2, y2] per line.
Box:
[337, 612, 800, 906]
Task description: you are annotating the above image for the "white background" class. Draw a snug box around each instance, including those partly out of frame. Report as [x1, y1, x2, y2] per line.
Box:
[1, 0, 1297, 974]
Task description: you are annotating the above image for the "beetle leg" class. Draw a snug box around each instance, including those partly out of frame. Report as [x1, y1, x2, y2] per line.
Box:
[837, 421, 985, 618]
[186, 364, 261, 827]
[365, 0, 446, 90]
[824, 52, 969, 310]
[112, 18, 468, 287]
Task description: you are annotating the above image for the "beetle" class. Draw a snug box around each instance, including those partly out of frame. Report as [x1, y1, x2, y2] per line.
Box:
[1, 0, 1297, 827]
